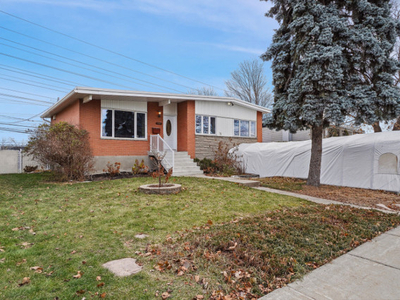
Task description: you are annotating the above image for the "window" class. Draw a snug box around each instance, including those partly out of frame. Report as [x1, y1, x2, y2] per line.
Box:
[234, 119, 256, 137]
[195, 115, 216, 135]
[378, 153, 398, 174]
[101, 109, 146, 139]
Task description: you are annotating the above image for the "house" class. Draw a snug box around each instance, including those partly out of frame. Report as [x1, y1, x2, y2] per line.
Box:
[262, 125, 361, 143]
[41, 87, 270, 174]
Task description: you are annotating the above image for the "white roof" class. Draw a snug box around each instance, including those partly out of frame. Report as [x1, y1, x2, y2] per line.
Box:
[41, 87, 271, 118]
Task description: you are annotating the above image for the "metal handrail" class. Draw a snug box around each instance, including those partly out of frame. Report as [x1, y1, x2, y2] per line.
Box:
[149, 134, 174, 171]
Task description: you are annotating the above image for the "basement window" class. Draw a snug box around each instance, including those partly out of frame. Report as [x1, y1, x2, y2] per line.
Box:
[101, 109, 147, 139]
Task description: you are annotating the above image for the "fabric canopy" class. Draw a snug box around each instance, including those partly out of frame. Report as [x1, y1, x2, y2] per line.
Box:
[237, 131, 400, 192]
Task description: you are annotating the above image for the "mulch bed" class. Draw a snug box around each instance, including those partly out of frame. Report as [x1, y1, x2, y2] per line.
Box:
[87, 172, 150, 181]
[260, 177, 400, 211]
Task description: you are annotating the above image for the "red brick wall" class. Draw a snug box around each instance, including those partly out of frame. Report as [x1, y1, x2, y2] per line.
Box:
[51, 100, 80, 126]
[78, 101, 162, 157]
[257, 111, 263, 143]
[177, 101, 195, 158]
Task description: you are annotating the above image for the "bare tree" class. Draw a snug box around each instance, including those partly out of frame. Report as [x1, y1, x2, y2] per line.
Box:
[225, 59, 272, 107]
[187, 87, 218, 96]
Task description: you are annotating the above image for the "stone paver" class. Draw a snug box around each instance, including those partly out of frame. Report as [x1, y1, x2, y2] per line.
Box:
[102, 258, 142, 277]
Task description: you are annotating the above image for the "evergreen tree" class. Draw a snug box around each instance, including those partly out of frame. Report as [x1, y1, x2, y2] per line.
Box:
[263, 0, 400, 186]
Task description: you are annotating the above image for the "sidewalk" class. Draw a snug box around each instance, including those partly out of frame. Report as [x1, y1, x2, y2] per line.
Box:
[259, 226, 400, 300]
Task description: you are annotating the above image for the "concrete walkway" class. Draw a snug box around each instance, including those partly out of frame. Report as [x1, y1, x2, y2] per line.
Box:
[259, 226, 400, 300]
[205, 176, 400, 299]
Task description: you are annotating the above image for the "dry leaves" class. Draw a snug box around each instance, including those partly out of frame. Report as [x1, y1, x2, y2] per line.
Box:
[73, 271, 83, 279]
[96, 276, 101, 281]
[18, 277, 30, 286]
[30, 266, 44, 273]
[161, 292, 170, 299]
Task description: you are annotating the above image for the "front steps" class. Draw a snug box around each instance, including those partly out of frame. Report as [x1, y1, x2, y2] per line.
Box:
[172, 152, 203, 176]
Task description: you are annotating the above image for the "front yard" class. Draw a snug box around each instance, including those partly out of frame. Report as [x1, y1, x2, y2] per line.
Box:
[0, 173, 399, 299]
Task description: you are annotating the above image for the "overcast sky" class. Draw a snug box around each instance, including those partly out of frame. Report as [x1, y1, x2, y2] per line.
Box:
[0, 0, 277, 144]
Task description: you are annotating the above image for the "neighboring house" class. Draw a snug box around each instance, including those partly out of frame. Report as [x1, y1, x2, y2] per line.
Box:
[41, 87, 270, 173]
[262, 125, 360, 143]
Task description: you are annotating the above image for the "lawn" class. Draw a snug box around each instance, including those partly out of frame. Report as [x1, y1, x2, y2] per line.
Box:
[0, 173, 399, 299]
[259, 177, 400, 211]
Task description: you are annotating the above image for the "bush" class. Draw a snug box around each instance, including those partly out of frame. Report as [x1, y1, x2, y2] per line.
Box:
[103, 162, 121, 177]
[24, 122, 94, 181]
[195, 140, 244, 176]
[213, 140, 244, 176]
[132, 159, 149, 175]
[23, 165, 38, 173]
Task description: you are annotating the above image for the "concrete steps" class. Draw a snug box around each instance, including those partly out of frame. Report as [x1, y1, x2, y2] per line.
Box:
[172, 152, 203, 176]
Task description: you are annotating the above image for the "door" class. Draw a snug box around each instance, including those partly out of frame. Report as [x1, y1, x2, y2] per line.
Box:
[163, 115, 177, 150]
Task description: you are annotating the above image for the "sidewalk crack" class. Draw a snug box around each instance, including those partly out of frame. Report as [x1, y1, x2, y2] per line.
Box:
[349, 254, 400, 271]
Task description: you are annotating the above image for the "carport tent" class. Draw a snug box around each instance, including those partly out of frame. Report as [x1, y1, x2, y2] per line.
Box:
[237, 131, 400, 192]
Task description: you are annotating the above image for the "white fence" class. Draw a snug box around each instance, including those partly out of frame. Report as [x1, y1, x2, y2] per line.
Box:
[0, 150, 43, 174]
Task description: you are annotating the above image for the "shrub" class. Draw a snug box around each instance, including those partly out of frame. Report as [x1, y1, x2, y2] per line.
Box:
[24, 122, 94, 181]
[103, 162, 121, 177]
[132, 159, 149, 175]
[213, 140, 244, 176]
[194, 158, 217, 174]
[23, 165, 38, 173]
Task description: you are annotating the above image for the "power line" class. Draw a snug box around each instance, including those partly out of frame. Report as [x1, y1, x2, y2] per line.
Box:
[0, 86, 58, 100]
[0, 93, 54, 104]
[0, 98, 50, 106]
[0, 37, 186, 93]
[0, 11, 223, 91]
[0, 52, 146, 90]
[0, 126, 28, 134]
[0, 66, 81, 87]
[0, 76, 69, 93]
[0, 72, 73, 90]
[0, 27, 197, 92]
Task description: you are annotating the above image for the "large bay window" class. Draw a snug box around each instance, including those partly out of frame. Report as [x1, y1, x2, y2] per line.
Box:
[196, 115, 216, 135]
[102, 109, 146, 139]
[234, 119, 256, 137]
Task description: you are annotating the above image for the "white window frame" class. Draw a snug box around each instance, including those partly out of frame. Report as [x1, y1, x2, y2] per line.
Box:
[234, 119, 256, 138]
[195, 115, 216, 135]
[101, 108, 147, 140]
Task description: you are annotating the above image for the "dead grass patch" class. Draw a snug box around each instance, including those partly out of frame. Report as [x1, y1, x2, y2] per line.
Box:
[260, 177, 400, 211]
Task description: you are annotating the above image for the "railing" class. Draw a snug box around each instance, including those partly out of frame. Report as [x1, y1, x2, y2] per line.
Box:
[149, 134, 174, 171]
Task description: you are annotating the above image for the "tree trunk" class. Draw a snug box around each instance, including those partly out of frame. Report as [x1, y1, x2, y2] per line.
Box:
[372, 121, 382, 132]
[393, 118, 400, 131]
[307, 124, 323, 187]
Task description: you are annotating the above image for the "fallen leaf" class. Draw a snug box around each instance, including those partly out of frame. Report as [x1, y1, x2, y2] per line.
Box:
[161, 292, 170, 299]
[30, 266, 43, 273]
[196, 296, 204, 300]
[100, 292, 106, 298]
[16, 259, 27, 266]
[194, 275, 200, 282]
[96, 276, 101, 281]
[207, 220, 213, 225]
[18, 277, 30, 286]
[73, 271, 83, 279]
[228, 242, 237, 251]
[0, 258, 5, 263]
[76, 289, 85, 294]
[71, 250, 77, 254]
[97, 282, 105, 287]
[12, 227, 19, 231]
[0, 248, 5, 252]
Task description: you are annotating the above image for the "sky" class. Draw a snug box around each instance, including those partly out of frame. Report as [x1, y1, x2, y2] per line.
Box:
[0, 0, 278, 144]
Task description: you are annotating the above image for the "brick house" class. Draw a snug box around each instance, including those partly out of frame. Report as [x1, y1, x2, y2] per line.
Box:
[41, 87, 270, 174]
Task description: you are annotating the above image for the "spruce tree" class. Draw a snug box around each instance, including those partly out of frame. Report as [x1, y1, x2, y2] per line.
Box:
[263, 0, 400, 186]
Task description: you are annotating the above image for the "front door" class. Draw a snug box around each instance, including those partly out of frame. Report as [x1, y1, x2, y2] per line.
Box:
[163, 115, 177, 150]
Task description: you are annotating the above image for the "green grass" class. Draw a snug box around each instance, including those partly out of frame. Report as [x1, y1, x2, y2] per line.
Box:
[0, 173, 302, 299]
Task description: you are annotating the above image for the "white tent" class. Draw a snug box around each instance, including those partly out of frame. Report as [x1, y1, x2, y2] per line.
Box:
[237, 131, 400, 192]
